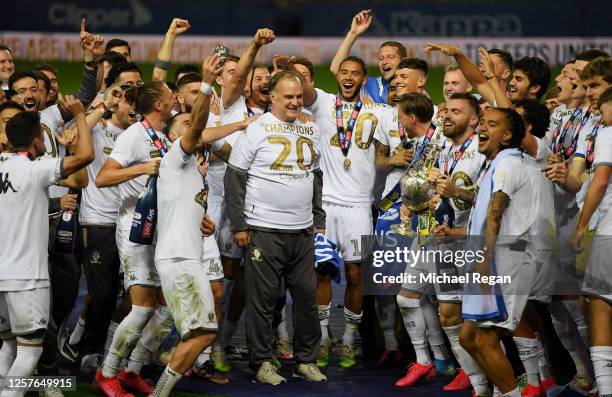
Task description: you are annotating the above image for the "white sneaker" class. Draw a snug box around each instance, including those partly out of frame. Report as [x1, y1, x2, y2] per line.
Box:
[254, 361, 287, 385]
[293, 363, 327, 382]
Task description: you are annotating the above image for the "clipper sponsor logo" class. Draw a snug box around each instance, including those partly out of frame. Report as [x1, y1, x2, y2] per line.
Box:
[0, 173, 17, 194]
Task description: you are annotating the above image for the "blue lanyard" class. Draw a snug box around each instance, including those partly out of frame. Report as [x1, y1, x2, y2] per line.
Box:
[444, 133, 475, 176]
[141, 119, 168, 157]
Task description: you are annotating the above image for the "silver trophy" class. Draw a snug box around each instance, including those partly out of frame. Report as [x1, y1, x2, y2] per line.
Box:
[391, 138, 442, 237]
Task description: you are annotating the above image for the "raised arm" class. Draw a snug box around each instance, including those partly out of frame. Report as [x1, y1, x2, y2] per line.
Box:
[181, 56, 221, 155]
[58, 94, 94, 177]
[478, 47, 512, 108]
[222, 28, 275, 109]
[329, 10, 372, 76]
[201, 116, 258, 144]
[152, 18, 191, 82]
[424, 43, 496, 105]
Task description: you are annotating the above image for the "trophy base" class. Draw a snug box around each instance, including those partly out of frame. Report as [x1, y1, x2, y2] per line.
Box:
[391, 223, 416, 237]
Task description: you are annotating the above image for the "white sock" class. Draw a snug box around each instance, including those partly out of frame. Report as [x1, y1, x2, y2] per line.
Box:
[397, 295, 430, 365]
[221, 318, 238, 349]
[104, 321, 119, 358]
[196, 346, 212, 367]
[126, 306, 174, 375]
[376, 296, 398, 351]
[534, 333, 553, 381]
[563, 300, 589, 347]
[102, 305, 155, 378]
[7, 345, 43, 378]
[513, 337, 541, 386]
[591, 346, 612, 396]
[342, 308, 362, 346]
[502, 386, 521, 397]
[277, 307, 289, 340]
[0, 338, 17, 378]
[151, 365, 183, 397]
[318, 304, 331, 342]
[421, 298, 449, 361]
[68, 317, 86, 346]
[444, 325, 489, 395]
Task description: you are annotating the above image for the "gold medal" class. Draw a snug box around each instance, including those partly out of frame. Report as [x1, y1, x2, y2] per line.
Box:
[580, 171, 589, 183]
[344, 158, 351, 169]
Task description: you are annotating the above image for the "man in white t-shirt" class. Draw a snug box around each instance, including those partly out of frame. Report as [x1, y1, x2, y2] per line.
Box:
[226, 71, 326, 385]
[301, 55, 390, 368]
[571, 122, 612, 397]
[460, 108, 537, 397]
[0, 96, 93, 391]
[147, 55, 222, 397]
[93, 81, 175, 396]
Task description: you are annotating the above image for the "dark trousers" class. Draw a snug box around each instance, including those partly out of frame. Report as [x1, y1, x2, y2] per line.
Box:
[40, 217, 81, 368]
[80, 225, 120, 355]
[245, 229, 320, 368]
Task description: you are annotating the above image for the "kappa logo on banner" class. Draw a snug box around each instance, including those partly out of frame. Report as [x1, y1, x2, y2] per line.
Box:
[0, 173, 17, 194]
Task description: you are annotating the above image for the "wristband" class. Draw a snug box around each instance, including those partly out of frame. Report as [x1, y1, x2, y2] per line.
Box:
[155, 60, 170, 70]
[200, 82, 212, 95]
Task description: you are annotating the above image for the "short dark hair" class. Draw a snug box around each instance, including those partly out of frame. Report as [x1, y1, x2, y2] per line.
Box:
[102, 51, 127, 66]
[513, 57, 551, 100]
[31, 70, 51, 93]
[104, 62, 142, 88]
[398, 92, 434, 123]
[576, 49, 609, 62]
[164, 111, 187, 137]
[122, 87, 138, 106]
[397, 58, 428, 76]
[0, 101, 25, 115]
[34, 63, 58, 77]
[514, 99, 550, 139]
[598, 86, 612, 109]
[176, 73, 202, 91]
[6, 111, 41, 149]
[495, 107, 526, 149]
[292, 56, 315, 80]
[449, 93, 480, 116]
[487, 48, 514, 71]
[166, 81, 177, 92]
[0, 45, 12, 55]
[134, 81, 168, 115]
[174, 64, 200, 83]
[580, 57, 612, 83]
[105, 38, 131, 53]
[269, 70, 303, 93]
[6, 89, 17, 100]
[8, 70, 38, 91]
[339, 56, 367, 75]
[380, 41, 407, 59]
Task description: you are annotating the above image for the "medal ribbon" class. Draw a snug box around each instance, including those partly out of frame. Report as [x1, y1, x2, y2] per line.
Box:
[141, 118, 168, 158]
[550, 106, 583, 158]
[335, 95, 362, 157]
[585, 119, 602, 169]
[444, 133, 475, 176]
[406, 123, 437, 170]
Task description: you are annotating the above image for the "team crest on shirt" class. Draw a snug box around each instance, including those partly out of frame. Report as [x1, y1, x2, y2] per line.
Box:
[251, 247, 263, 263]
[149, 150, 161, 158]
[208, 312, 215, 322]
[90, 251, 101, 265]
[103, 147, 113, 155]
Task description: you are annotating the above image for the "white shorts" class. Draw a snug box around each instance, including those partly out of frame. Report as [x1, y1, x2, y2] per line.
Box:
[116, 228, 160, 290]
[529, 248, 556, 304]
[218, 206, 243, 260]
[476, 244, 536, 332]
[156, 259, 218, 338]
[323, 201, 373, 263]
[0, 287, 50, 335]
[582, 234, 612, 303]
[202, 235, 223, 282]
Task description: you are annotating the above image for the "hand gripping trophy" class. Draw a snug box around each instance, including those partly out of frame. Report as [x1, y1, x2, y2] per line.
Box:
[391, 134, 442, 242]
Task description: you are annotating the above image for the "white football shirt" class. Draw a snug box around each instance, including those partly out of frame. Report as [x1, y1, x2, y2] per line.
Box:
[592, 126, 612, 235]
[437, 135, 485, 228]
[217, 96, 266, 149]
[109, 120, 170, 232]
[0, 153, 62, 290]
[308, 88, 388, 207]
[204, 114, 226, 206]
[40, 105, 68, 200]
[79, 121, 124, 225]
[228, 112, 320, 229]
[576, 114, 604, 229]
[155, 138, 206, 261]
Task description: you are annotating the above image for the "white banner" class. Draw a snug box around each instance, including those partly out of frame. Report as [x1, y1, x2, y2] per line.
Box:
[1, 32, 611, 67]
